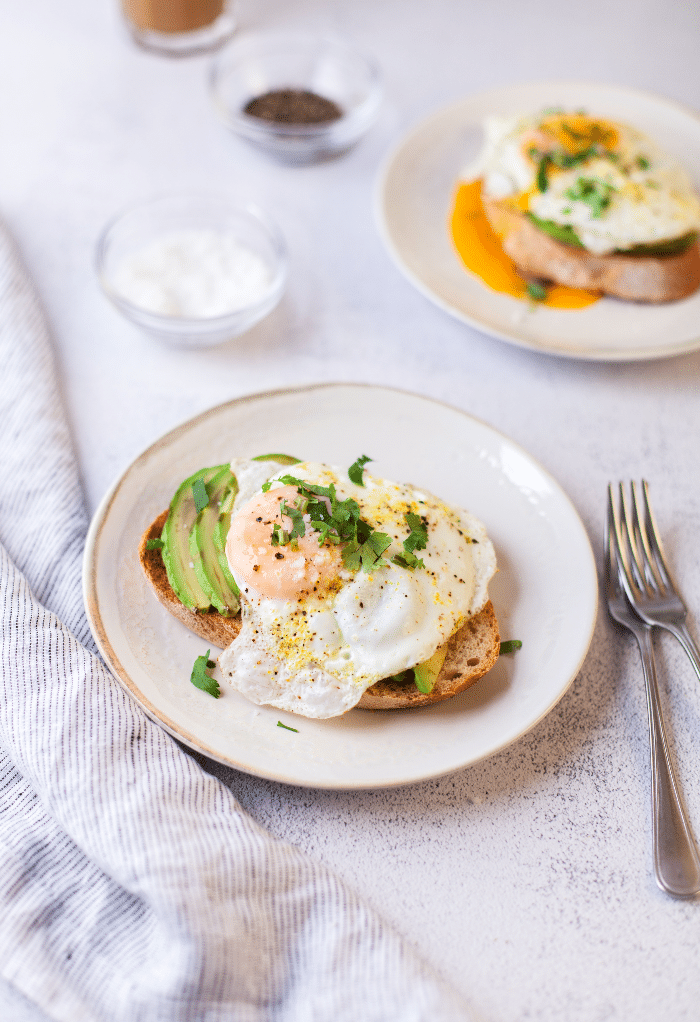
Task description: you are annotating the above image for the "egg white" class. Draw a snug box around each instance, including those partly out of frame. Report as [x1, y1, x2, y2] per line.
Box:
[465, 112, 700, 255]
[219, 461, 496, 718]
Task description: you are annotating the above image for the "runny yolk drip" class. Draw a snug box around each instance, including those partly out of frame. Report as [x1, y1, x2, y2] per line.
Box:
[450, 179, 599, 310]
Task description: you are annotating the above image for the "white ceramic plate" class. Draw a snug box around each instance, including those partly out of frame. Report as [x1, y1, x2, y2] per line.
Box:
[84, 384, 597, 788]
[376, 81, 700, 361]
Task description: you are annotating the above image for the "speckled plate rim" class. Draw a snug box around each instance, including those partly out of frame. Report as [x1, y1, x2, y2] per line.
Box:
[375, 80, 700, 362]
[83, 382, 598, 789]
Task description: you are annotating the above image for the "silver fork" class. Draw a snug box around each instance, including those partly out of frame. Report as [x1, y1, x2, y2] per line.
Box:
[610, 480, 700, 684]
[605, 487, 700, 897]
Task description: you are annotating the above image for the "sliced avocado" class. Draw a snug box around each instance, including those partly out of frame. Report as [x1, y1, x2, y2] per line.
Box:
[190, 466, 240, 617]
[526, 212, 585, 248]
[161, 465, 226, 611]
[413, 644, 449, 695]
[213, 482, 239, 597]
[617, 231, 698, 257]
[252, 453, 302, 465]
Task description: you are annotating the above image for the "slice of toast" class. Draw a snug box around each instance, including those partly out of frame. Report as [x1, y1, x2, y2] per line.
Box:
[140, 514, 500, 710]
[139, 511, 242, 648]
[483, 196, 700, 302]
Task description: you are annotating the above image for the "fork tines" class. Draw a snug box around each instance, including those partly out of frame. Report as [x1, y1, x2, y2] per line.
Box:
[609, 481, 673, 603]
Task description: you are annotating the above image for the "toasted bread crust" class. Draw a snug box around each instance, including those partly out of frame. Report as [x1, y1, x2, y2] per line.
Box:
[140, 514, 500, 710]
[483, 197, 700, 302]
[139, 511, 242, 648]
[357, 600, 500, 709]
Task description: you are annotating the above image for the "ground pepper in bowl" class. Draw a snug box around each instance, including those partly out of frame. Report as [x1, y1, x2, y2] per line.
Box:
[243, 89, 343, 125]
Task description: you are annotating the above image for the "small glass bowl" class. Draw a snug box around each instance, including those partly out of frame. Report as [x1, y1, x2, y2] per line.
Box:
[96, 194, 287, 347]
[209, 31, 383, 164]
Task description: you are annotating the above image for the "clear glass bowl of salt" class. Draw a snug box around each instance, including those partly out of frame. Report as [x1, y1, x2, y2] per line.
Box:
[96, 194, 287, 347]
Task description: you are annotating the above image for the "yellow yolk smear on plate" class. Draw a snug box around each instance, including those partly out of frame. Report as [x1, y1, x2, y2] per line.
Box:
[450, 179, 599, 309]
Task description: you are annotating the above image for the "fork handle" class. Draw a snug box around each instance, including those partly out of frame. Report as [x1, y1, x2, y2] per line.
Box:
[661, 621, 700, 686]
[634, 625, 700, 897]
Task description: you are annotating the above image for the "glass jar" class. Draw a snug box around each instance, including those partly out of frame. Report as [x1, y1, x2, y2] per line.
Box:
[121, 0, 236, 57]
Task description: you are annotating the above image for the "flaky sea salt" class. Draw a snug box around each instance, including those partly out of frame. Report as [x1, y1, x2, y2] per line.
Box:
[112, 229, 273, 318]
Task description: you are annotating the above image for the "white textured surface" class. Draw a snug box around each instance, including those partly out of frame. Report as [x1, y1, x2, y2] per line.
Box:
[2, 0, 700, 1018]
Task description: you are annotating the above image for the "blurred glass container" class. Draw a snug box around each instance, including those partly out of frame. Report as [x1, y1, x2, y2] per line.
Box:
[96, 194, 287, 348]
[121, 0, 236, 57]
[210, 32, 383, 164]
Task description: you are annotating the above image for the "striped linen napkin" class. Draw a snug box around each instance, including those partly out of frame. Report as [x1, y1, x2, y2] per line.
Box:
[0, 222, 474, 1022]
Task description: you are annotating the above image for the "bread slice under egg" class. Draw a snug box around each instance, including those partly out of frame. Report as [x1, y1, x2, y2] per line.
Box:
[482, 196, 700, 302]
[139, 512, 501, 711]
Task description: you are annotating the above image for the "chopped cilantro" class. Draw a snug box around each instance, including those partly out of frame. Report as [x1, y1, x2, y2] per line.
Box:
[561, 122, 586, 142]
[348, 455, 372, 486]
[263, 474, 394, 574]
[565, 176, 616, 218]
[279, 498, 306, 541]
[636, 155, 650, 170]
[191, 477, 209, 514]
[526, 281, 547, 302]
[190, 650, 220, 698]
[391, 512, 427, 571]
[259, 471, 432, 574]
[499, 639, 522, 654]
[530, 141, 617, 195]
[277, 721, 299, 732]
[536, 153, 551, 192]
[145, 537, 164, 550]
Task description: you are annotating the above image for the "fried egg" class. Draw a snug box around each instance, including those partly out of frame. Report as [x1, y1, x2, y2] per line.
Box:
[219, 461, 496, 718]
[463, 111, 700, 255]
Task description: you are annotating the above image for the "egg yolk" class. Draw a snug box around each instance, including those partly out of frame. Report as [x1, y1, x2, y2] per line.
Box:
[533, 114, 618, 156]
[226, 485, 343, 601]
[450, 179, 599, 309]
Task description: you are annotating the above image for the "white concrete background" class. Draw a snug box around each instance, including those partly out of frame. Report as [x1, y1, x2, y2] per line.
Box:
[2, 0, 700, 1018]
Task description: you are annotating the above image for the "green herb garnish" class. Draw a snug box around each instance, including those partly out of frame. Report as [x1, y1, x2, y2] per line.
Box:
[636, 155, 650, 170]
[499, 639, 522, 654]
[565, 176, 616, 218]
[145, 537, 164, 550]
[348, 455, 372, 486]
[391, 512, 427, 570]
[260, 469, 432, 574]
[525, 281, 547, 302]
[536, 153, 552, 192]
[263, 474, 395, 573]
[277, 721, 299, 732]
[530, 142, 617, 194]
[190, 649, 220, 698]
[191, 477, 209, 514]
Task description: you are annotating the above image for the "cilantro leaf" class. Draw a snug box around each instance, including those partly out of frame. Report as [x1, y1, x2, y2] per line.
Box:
[392, 550, 425, 570]
[279, 498, 306, 541]
[404, 512, 428, 552]
[392, 512, 428, 570]
[190, 650, 220, 698]
[262, 473, 395, 574]
[526, 281, 548, 302]
[192, 477, 209, 514]
[536, 153, 551, 192]
[565, 176, 616, 218]
[499, 639, 522, 655]
[277, 720, 299, 732]
[348, 455, 372, 486]
[145, 537, 164, 550]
